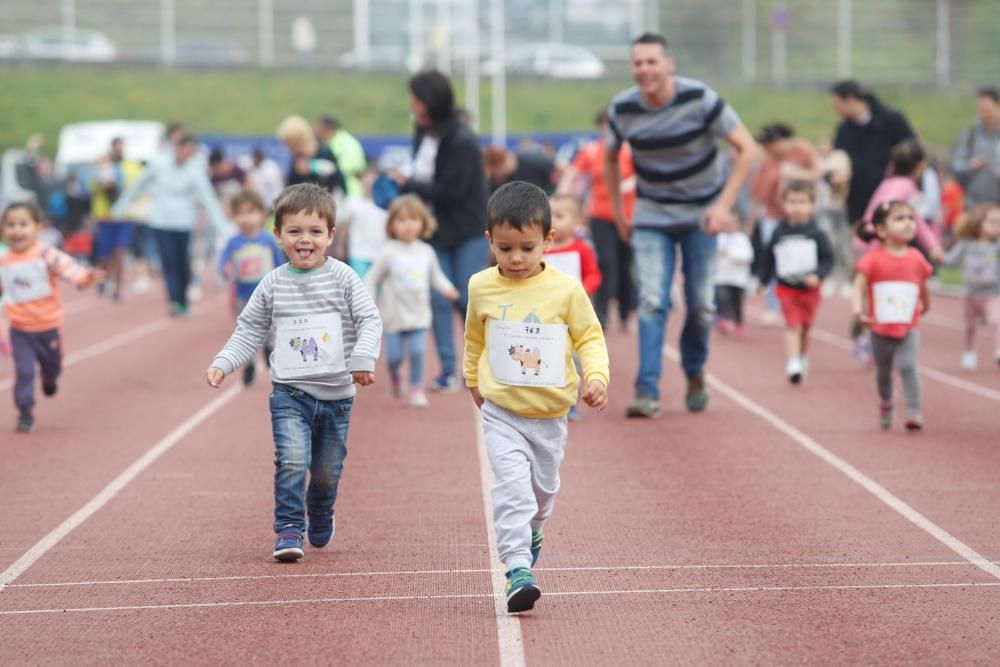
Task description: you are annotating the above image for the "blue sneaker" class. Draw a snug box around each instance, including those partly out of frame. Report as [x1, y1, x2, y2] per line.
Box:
[428, 373, 459, 393]
[307, 513, 335, 548]
[530, 530, 543, 567]
[504, 567, 541, 613]
[273, 526, 304, 562]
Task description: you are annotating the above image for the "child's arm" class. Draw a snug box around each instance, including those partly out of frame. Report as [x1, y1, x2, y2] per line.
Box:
[40, 245, 103, 288]
[851, 271, 871, 324]
[756, 235, 777, 291]
[568, 283, 610, 410]
[194, 172, 232, 235]
[206, 279, 274, 387]
[344, 267, 382, 385]
[428, 249, 460, 300]
[919, 281, 931, 315]
[579, 243, 603, 297]
[217, 238, 238, 281]
[463, 278, 485, 408]
[271, 236, 287, 267]
[941, 239, 966, 267]
[814, 226, 835, 282]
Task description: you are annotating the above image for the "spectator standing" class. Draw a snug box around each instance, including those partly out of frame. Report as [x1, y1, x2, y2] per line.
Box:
[315, 116, 367, 198]
[950, 87, 1000, 210]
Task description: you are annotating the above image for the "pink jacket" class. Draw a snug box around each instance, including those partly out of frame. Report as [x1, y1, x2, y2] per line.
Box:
[856, 176, 941, 255]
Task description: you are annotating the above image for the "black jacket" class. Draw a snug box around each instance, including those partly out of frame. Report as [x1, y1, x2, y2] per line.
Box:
[834, 103, 915, 223]
[758, 219, 834, 289]
[402, 117, 488, 249]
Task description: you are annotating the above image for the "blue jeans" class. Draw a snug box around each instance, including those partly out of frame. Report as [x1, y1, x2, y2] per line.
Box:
[385, 329, 428, 387]
[632, 226, 717, 400]
[269, 384, 353, 535]
[151, 228, 191, 308]
[430, 235, 490, 378]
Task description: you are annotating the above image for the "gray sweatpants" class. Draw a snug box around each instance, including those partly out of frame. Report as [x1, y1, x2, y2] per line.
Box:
[871, 330, 921, 410]
[481, 401, 568, 572]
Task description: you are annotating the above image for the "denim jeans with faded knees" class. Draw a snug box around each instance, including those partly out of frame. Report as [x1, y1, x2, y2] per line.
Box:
[632, 226, 717, 400]
[269, 384, 353, 535]
[384, 329, 429, 387]
[430, 235, 490, 378]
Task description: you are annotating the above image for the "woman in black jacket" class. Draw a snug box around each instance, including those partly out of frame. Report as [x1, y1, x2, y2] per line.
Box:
[391, 69, 489, 392]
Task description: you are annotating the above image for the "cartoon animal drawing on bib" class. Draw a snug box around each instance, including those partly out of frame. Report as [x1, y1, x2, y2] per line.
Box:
[508, 345, 543, 376]
[289, 336, 320, 362]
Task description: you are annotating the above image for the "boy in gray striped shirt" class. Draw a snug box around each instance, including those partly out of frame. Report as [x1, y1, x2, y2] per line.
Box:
[207, 183, 383, 562]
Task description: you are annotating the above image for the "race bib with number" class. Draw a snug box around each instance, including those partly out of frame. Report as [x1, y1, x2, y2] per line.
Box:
[543, 252, 582, 282]
[774, 237, 818, 280]
[391, 254, 429, 292]
[487, 320, 568, 388]
[0, 259, 53, 304]
[273, 313, 346, 379]
[872, 281, 919, 324]
[234, 244, 276, 284]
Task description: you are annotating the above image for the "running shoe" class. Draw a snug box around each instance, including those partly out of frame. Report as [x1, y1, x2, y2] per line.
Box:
[960, 350, 978, 371]
[408, 390, 429, 408]
[307, 514, 335, 548]
[530, 530, 544, 567]
[428, 373, 460, 393]
[504, 567, 541, 613]
[273, 526, 305, 562]
[685, 371, 709, 412]
[16, 410, 33, 433]
[42, 378, 58, 397]
[626, 395, 661, 418]
[879, 400, 893, 431]
[786, 357, 804, 385]
[904, 410, 924, 432]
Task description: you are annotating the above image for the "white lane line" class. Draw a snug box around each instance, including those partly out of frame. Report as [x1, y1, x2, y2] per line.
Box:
[3, 581, 998, 616]
[10, 561, 992, 589]
[665, 347, 1000, 582]
[474, 408, 527, 667]
[808, 328, 1000, 403]
[0, 384, 243, 593]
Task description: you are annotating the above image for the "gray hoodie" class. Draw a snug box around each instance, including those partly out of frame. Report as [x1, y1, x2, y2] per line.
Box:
[950, 120, 1000, 208]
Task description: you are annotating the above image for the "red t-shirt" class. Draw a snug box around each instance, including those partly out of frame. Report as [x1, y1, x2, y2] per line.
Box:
[572, 140, 635, 222]
[855, 246, 933, 339]
[543, 238, 602, 296]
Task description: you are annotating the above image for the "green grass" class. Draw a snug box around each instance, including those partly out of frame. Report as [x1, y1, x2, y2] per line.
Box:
[0, 65, 977, 154]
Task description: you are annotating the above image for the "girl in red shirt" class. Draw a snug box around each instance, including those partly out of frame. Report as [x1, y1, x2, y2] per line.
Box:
[852, 200, 933, 431]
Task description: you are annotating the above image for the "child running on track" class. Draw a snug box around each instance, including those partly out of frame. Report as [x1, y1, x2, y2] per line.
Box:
[942, 204, 1000, 370]
[757, 181, 834, 384]
[206, 183, 382, 561]
[0, 202, 103, 433]
[853, 200, 933, 431]
[465, 182, 610, 613]
[713, 216, 754, 338]
[364, 194, 458, 408]
[218, 189, 286, 386]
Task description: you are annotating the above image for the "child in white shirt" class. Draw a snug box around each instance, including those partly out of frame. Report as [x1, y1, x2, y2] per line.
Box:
[714, 218, 755, 338]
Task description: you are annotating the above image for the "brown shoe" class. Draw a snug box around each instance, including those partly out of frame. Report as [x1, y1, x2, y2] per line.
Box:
[685, 371, 709, 412]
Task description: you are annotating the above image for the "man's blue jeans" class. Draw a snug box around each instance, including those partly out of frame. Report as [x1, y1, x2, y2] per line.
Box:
[632, 226, 717, 400]
[269, 384, 353, 534]
[430, 235, 490, 378]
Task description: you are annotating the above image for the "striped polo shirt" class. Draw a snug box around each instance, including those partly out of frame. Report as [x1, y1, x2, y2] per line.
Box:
[606, 76, 741, 229]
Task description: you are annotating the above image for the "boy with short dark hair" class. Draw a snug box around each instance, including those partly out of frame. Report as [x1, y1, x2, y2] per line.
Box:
[757, 180, 834, 384]
[207, 183, 382, 562]
[465, 181, 610, 613]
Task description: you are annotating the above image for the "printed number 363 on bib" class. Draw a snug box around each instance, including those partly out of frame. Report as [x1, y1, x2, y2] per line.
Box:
[487, 320, 567, 388]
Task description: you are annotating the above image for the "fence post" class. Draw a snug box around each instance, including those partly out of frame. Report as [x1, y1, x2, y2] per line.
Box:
[490, 0, 506, 146]
[464, 0, 480, 131]
[353, 0, 370, 68]
[770, 1, 787, 86]
[936, 0, 951, 89]
[742, 0, 756, 85]
[160, 0, 176, 66]
[409, 0, 425, 72]
[259, 0, 274, 68]
[61, 0, 75, 61]
[837, 0, 851, 79]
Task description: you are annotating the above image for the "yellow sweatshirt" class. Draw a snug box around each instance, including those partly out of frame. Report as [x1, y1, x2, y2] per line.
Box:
[464, 264, 610, 418]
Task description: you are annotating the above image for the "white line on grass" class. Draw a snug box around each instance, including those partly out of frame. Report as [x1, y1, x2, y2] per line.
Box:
[2, 581, 998, 616]
[664, 346, 1000, 582]
[474, 408, 527, 667]
[0, 384, 243, 593]
[9, 560, 990, 589]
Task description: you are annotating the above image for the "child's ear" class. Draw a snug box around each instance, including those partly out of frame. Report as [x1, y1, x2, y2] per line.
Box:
[543, 229, 556, 249]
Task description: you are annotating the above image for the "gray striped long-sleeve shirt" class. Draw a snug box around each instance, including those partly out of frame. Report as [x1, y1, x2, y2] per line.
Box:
[211, 257, 383, 400]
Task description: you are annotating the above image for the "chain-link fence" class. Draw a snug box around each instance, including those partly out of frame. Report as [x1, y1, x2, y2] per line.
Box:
[1, 0, 997, 88]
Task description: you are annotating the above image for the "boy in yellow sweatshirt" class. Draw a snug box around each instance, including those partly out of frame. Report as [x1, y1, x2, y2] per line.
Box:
[465, 181, 610, 613]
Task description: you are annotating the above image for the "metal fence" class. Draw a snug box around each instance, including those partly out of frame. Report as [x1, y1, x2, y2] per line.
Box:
[1, 0, 997, 88]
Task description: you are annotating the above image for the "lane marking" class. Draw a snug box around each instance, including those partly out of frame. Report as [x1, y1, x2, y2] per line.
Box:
[0, 384, 243, 593]
[9, 561, 992, 589]
[3, 581, 998, 616]
[474, 408, 527, 667]
[665, 346, 1000, 582]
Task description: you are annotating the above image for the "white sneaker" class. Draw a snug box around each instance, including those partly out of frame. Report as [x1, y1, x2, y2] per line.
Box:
[785, 357, 804, 385]
[408, 390, 429, 408]
[187, 284, 204, 303]
[821, 282, 836, 298]
[130, 277, 152, 295]
[799, 356, 810, 377]
[760, 310, 781, 327]
[839, 283, 854, 300]
[960, 350, 978, 371]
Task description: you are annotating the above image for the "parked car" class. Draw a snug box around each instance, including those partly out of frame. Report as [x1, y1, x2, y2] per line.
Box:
[0, 27, 117, 62]
[480, 42, 605, 79]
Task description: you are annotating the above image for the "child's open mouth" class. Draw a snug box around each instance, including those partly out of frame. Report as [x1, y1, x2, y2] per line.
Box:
[296, 248, 315, 260]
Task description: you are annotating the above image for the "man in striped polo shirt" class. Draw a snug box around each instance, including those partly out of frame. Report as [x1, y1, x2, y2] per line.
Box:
[605, 33, 759, 419]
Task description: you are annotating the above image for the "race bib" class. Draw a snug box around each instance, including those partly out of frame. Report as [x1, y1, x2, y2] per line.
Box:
[774, 237, 818, 279]
[0, 259, 53, 304]
[273, 313, 346, 379]
[872, 281, 919, 324]
[391, 254, 429, 292]
[543, 252, 582, 282]
[487, 320, 568, 388]
[234, 244, 275, 284]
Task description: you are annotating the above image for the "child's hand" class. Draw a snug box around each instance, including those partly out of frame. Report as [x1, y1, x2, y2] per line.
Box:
[0, 335, 10, 357]
[206, 367, 225, 388]
[80, 268, 107, 289]
[444, 287, 461, 301]
[352, 371, 375, 386]
[804, 274, 820, 289]
[852, 308, 873, 325]
[469, 386, 484, 408]
[581, 379, 608, 411]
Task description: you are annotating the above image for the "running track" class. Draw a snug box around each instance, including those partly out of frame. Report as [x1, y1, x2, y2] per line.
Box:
[1, 285, 998, 665]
